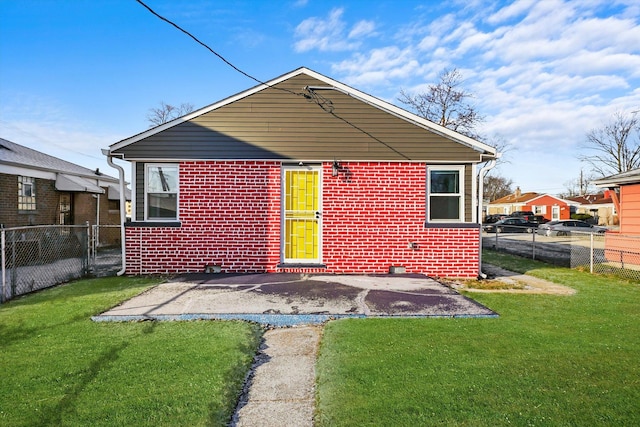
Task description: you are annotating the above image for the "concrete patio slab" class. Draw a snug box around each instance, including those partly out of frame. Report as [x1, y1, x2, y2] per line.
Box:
[92, 273, 497, 325]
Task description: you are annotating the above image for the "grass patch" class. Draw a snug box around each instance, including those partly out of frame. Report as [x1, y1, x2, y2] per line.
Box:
[316, 250, 640, 426]
[0, 277, 261, 426]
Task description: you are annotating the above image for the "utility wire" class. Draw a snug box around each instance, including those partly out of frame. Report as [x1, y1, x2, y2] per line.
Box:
[135, 0, 302, 97]
[134, 0, 411, 160]
[305, 89, 411, 160]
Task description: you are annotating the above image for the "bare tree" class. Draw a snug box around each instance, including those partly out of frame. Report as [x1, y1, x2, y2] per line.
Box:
[398, 68, 484, 140]
[580, 110, 640, 177]
[562, 169, 595, 197]
[483, 174, 513, 201]
[147, 102, 195, 127]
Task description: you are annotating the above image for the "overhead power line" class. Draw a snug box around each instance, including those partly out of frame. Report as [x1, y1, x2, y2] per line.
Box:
[134, 0, 412, 159]
[134, 0, 300, 96]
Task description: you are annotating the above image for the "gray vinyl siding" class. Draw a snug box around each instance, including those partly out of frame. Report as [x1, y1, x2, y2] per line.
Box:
[113, 74, 483, 162]
[465, 165, 473, 222]
[135, 162, 144, 221]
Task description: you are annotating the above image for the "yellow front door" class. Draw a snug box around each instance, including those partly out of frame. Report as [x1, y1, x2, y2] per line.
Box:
[283, 166, 321, 263]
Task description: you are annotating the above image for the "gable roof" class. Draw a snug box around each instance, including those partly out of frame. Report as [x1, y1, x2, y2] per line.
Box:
[567, 193, 614, 206]
[109, 67, 497, 162]
[526, 193, 575, 206]
[592, 168, 640, 187]
[1, 137, 117, 183]
[490, 191, 539, 205]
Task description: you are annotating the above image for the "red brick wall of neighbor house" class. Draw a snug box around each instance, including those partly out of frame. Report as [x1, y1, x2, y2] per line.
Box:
[125, 161, 480, 277]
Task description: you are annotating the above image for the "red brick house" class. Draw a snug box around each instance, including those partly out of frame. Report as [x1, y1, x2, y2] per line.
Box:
[523, 194, 575, 221]
[105, 68, 498, 278]
[487, 188, 576, 222]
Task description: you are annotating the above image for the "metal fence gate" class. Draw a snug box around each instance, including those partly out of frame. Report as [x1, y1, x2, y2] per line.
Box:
[1, 224, 123, 303]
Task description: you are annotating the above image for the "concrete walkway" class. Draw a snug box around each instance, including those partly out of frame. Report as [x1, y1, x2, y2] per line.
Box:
[231, 326, 322, 427]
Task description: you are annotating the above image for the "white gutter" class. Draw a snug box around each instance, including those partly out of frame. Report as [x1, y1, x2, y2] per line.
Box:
[103, 149, 127, 276]
[476, 155, 499, 279]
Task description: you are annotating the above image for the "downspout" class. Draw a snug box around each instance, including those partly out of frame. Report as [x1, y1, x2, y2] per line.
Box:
[477, 156, 499, 279]
[604, 188, 620, 215]
[103, 149, 127, 276]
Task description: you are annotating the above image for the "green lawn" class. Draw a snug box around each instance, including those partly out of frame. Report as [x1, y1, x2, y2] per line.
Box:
[0, 277, 261, 427]
[316, 251, 640, 426]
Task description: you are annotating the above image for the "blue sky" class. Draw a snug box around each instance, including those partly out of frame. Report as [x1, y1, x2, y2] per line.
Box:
[1, 0, 639, 194]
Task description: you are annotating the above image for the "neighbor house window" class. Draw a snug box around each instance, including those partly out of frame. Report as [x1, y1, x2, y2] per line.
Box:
[145, 164, 179, 220]
[427, 166, 464, 222]
[533, 205, 546, 215]
[18, 176, 36, 210]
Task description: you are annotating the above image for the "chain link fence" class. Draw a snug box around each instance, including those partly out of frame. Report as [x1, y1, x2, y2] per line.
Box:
[1, 224, 123, 303]
[483, 228, 640, 282]
[91, 225, 124, 278]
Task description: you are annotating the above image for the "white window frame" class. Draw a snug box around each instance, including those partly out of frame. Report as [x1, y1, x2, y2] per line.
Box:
[533, 205, 546, 215]
[144, 163, 179, 221]
[427, 165, 465, 222]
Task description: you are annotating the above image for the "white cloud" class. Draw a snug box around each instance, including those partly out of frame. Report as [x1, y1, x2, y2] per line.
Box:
[417, 35, 438, 51]
[314, 0, 640, 193]
[294, 8, 376, 53]
[487, 0, 537, 24]
[331, 46, 423, 86]
[349, 20, 375, 39]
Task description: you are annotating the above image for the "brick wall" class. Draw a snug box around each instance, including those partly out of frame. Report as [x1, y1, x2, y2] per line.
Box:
[75, 189, 121, 226]
[125, 161, 281, 274]
[319, 162, 479, 276]
[0, 174, 59, 227]
[0, 173, 16, 227]
[1, 173, 122, 228]
[125, 161, 480, 277]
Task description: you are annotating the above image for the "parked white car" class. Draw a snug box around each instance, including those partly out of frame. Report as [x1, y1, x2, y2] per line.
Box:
[536, 220, 607, 236]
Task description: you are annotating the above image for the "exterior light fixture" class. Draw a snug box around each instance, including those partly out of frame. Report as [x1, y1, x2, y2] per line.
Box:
[332, 160, 341, 177]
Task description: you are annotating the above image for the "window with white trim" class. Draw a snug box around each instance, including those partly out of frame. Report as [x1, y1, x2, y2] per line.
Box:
[533, 205, 546, 215]
[427, 166, 464, 222]
[18, 176, 36, 210]
[145, 164, 179, 220]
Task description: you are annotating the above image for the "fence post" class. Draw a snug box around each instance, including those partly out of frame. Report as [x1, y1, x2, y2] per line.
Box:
[10, 230, 16, 299]
[91, 224, 97, 268]
[85, 222, 90, 275]
[590, 233, 594, 274]
[1, 228, 5, 303]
